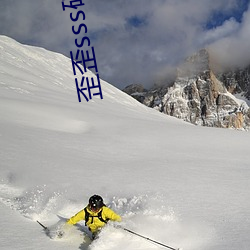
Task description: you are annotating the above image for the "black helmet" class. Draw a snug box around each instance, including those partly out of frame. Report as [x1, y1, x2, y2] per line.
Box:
[89, 195, 104, 210]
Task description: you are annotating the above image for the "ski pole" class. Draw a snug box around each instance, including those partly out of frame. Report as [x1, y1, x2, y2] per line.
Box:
[37, 220, 48, 231]
[122, 227, 180, 250]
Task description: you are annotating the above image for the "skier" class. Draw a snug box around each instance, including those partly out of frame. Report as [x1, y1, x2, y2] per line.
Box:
[66, 194, 122, 239]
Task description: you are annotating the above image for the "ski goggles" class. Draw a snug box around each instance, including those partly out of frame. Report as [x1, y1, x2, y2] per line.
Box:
[89, 204, 101, 212]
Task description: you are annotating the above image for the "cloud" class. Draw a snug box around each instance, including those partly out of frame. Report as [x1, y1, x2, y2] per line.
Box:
[200, 18, 240, 45]
[209, 4, 250, 68]
[0, 0, 249, 89]
[0, 0, 71, 49]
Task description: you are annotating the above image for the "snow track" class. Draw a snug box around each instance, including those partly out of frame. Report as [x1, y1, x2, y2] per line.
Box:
[0, 182, 209, 250]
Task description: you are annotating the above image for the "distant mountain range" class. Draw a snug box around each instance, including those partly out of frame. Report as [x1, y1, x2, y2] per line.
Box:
[123, 49, 250, 130]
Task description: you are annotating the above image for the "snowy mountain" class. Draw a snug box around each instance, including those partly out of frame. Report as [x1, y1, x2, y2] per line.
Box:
[217, 65, 250, 100]
[124, 49, 250, 130]
[1, 36, 250, 250]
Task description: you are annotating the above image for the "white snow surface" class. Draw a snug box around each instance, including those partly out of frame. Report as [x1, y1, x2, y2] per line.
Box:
[0, 35, 250, 250]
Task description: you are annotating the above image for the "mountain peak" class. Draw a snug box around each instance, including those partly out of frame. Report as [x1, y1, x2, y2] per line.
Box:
[124, 48, 250, 130]
[177, 49, 211, 78]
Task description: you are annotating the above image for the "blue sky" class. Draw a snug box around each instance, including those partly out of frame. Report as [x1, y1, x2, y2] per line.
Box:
[126, 15, 148, 28]
[0, 0, 249, 89]
[206, 0, 249, 29]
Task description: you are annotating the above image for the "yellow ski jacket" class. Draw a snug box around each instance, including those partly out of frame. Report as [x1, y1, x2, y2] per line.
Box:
[67, 206, 121, 233]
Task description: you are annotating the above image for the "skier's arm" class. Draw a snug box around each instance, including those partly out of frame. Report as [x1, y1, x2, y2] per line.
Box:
[104, 207, 122, 222]
[67, 209, 85, 225]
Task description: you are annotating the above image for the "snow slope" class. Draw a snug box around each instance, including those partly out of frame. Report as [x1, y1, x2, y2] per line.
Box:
[0, 35, 250, 250]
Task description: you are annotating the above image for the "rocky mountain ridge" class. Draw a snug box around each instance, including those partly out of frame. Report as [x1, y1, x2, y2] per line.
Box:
[123, 49, 250, 130]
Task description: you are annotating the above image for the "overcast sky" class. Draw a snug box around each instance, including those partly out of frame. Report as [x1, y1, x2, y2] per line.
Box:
[0, 0, 249, 89]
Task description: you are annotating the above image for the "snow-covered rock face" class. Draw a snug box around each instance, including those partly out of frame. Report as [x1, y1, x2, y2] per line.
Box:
[124, 49, 250, 130]
[217, 66, 250, 100]
[163, 49, 250, 129]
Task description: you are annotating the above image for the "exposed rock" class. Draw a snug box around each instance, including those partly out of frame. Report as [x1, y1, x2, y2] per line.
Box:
[123, 84, 147, 95]
[123, 84, 147, 103]
[217, 66, 250, 99]
[123, 49, 250, 130]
